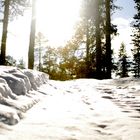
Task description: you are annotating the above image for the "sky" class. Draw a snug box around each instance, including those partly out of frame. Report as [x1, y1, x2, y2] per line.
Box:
[0, 0, 137, 64]
[113, 0, 136, 19]
[1, 0, 82, 64]
[112, 0, 136, 57]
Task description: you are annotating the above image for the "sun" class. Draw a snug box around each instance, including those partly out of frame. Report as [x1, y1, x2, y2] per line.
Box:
[36, 0, 82, 46]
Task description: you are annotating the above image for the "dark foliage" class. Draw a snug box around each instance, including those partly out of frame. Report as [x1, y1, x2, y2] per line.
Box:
[131, 0, 140, 77]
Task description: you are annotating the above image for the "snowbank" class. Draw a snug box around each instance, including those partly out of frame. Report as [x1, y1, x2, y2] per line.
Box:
[0, 75, 140, 139]
[0, 66, 49, 125]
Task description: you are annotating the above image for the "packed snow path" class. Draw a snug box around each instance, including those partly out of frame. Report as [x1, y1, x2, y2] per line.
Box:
[0, 79, 140, 140]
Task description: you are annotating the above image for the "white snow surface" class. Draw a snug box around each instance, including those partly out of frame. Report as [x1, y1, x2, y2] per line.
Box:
[0, 67, 140, 140]
[0, 66, 49, 125]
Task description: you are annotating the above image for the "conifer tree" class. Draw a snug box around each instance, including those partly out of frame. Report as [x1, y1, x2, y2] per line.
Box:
[0, 0, 29, 65]
[105, 0, 112, 79]
[117, 42, 130, 78]
[0, 0, 10, 65]
[131, 0, 140, 77]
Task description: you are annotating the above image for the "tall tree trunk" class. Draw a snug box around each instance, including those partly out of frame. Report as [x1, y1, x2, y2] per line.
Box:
[95, 0, 102, 79]
[38, 40, 42, 71]
[86, 20, 90, 77]
[105, 0, 112, 78]
[0, 0, 10, 65]
[28, 0, 36, 69]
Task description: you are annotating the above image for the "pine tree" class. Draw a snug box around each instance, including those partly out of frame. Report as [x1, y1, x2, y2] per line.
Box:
[0, 0, 29, 65]
[117, 42, 130, 78]
[80, 0, 97, 78]
[95, 0, 102, 79]
[105, 0, 112, 79]
[17, 58, 25, 69]
[133, 51, 140, 77]
[0, 0, 10, 65]
[131, 0, 140, 77]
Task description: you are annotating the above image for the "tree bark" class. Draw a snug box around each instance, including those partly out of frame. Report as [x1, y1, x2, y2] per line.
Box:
[86, 19, 90, 77]
[105, 0, 112, 79]
[95, 0, 102, 79]
[0, 0, 10, 65]
[28, 0, 36, 69]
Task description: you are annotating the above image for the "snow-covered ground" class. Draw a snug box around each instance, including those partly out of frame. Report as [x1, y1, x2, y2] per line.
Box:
[0, 66, 49, 125]
[0, 67, 140, 140]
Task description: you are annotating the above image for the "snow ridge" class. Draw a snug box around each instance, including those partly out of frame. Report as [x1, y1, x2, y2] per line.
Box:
[0, 66, 49, 125]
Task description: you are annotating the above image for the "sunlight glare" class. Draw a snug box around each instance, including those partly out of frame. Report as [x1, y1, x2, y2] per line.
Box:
[36, 0, 82, 46]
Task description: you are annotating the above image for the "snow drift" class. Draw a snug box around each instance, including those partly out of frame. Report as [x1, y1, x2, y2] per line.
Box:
[0, 66, 49, 125]
[0, 69, 140, 139]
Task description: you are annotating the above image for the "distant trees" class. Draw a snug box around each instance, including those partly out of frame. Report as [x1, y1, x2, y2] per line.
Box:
[42, 46, 59, 80]
[4, 55, 25, 69]
[41, 0, 118, 80]
[17, 58, 25, 69]
[1, 0, 139, 80]
[6, 55, 16, 66]
[0, 0, 29, 65]
[0, 0, 42, 69]
[41, 37, 86, 80]
[72, 0, 117, 79]
[131, 0, 140, 77]
[34, 32, 47, 71]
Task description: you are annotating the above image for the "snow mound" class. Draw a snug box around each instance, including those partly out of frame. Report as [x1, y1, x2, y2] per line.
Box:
[0, 76, 140, 139]
[0, 66, 49, 125]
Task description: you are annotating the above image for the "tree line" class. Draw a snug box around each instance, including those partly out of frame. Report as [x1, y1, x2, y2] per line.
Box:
[0, 0, 34, 67]
[0, 0, 140, 80]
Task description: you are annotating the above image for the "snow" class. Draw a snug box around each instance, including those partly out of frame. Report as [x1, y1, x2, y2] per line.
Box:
[0, 67, 140, 139]
[0, 66, 49, 125]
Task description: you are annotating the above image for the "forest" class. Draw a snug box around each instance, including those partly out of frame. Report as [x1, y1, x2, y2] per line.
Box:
[0, 0, 140, 80]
